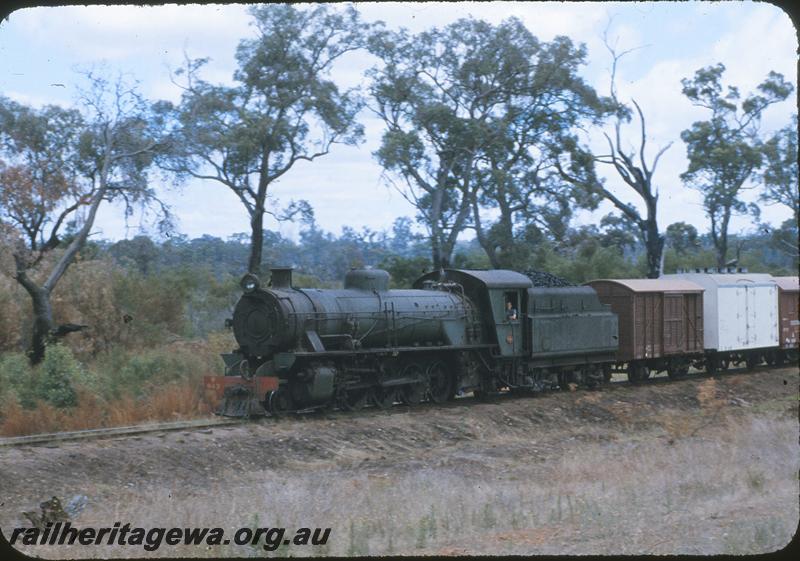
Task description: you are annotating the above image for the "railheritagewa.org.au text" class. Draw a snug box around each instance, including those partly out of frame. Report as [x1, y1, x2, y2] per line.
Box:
[10, 522, 331, 551]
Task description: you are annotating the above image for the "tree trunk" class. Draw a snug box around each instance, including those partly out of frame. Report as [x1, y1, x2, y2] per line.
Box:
[716, 237, 728, 269]
[715, 210, 731, 269]
[249, 212, 264, 276]
[644, 222, 665, 279]
[471, 197, 501, 268]
[28, 287, 55, 365]
[495, 211, 516, 270]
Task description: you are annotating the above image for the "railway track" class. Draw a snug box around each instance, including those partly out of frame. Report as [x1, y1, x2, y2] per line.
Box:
[0, 417, 246, 448]
[0, 363, 786, 448]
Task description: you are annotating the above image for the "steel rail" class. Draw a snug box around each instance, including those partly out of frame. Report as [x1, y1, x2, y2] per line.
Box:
[0, 417, 246, 448]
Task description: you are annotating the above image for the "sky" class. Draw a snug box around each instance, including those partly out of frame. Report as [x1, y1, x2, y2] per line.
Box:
[0, 1, 796, 243]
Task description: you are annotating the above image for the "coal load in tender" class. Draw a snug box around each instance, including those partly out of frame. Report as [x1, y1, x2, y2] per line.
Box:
[523, 269, 575, 288]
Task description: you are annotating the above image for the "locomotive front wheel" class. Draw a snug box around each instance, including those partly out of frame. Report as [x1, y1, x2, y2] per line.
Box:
[267, 389, 292, 416]
[427, 361, 453, 403]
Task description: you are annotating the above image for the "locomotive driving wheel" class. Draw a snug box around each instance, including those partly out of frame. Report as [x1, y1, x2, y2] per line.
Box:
[427, 361, 453, 403]
[371, 386, 397, 410]
[400, 363, 426, 406]
[338, 388, 368, 411]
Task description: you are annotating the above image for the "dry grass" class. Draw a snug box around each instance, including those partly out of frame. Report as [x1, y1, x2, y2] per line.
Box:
[10, 413, 798, 558]
[0, 384, 213, 437]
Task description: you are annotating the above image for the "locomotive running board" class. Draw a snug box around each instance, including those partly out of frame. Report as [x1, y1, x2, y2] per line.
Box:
[290, 343, 494, 358]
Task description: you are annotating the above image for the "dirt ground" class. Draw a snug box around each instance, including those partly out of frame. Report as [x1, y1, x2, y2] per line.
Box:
[1, 366, 797, 557]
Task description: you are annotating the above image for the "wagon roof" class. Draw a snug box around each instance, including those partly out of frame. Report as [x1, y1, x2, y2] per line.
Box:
[774, 276, 800, 292]
[588, 278, 704, 293]
[663, 272, 777, 287]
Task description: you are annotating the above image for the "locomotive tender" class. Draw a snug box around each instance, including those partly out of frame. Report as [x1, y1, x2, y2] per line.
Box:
[205, 267, 618, 416]
[204, 266, 798, 417]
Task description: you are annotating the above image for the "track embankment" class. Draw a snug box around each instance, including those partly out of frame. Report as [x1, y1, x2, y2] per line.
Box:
[2, 365, 797, 557]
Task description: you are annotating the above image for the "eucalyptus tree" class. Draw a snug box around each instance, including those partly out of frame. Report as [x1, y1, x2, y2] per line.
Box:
[468, 33, 610, 269]
[0, 73, 169, 363]
[161, 4, 371, 276]
[680, 63, 792, 268]
[368, 21, 480, 269]
[554, 31, 673, 279]
[369, 18, 611, 269]
[759, 114, 798, 257]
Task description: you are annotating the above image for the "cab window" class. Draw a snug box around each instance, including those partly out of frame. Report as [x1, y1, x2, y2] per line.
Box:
[504, 291, 519, 322]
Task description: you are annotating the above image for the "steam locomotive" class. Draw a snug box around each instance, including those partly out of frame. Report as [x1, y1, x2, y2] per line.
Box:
[203, 267, 798, 417]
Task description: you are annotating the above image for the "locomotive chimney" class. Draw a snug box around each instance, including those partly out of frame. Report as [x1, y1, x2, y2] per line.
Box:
[270, 267, 293, 289]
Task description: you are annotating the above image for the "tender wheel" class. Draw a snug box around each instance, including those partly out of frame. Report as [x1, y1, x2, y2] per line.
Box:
[399, 363, 426, 406]
[602, 364, 613, 383]
[745, 354, 761, 370]
[371, 387, 396, 410]
[667, 360, 690, 380]
[627, 363, 650, 384]
[706, 355, 728, 375]
[427, 361, 454, 403]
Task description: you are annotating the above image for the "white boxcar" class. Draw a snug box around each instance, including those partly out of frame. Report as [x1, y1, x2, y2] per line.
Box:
[662, 273, 778, 352]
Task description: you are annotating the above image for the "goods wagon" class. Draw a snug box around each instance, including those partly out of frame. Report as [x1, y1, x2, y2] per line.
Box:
[663, 272, 778, 370]
[586, 279, 704, 381]
[774, 276, 799, 363]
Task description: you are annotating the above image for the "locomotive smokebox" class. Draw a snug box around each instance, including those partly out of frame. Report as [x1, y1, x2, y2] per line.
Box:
[270, 267, 293, 289]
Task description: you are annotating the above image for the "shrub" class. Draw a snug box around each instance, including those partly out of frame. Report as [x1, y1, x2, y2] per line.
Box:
[0, 352, 36, 409]
[38, 344, 83, 407]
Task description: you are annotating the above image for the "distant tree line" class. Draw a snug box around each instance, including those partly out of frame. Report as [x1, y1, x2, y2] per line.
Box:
[0, 4, 796, 363]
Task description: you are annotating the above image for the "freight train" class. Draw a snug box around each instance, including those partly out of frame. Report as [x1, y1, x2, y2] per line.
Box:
[203, 267, 799, 416]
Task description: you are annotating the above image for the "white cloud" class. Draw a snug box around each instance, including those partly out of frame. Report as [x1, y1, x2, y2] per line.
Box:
[1, 2, 796, 242]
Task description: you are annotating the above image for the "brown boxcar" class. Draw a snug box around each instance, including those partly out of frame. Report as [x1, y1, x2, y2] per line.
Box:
[774, 276, 799, 353]
[586, 279, 704, 381]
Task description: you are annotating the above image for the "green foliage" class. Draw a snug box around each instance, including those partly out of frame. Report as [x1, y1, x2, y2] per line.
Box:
[378, 255, 432, 288]
[161, 4, 372, 274]
[666, 222, 702, 255]
[96, 345, 211, 400]
[761, 115, 799, 216]
[369, 17, 610, 269]
[38, 344, 82, 407]
[0, 347, 89, 410]
[680, 63, 793, 266]
[0, 352, 31, 408]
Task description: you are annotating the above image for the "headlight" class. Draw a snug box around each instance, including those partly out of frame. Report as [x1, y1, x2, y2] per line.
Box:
[240, 273, 261, 293]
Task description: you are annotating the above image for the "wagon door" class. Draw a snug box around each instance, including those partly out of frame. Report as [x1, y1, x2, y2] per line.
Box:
[663, 294, 683, 354]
